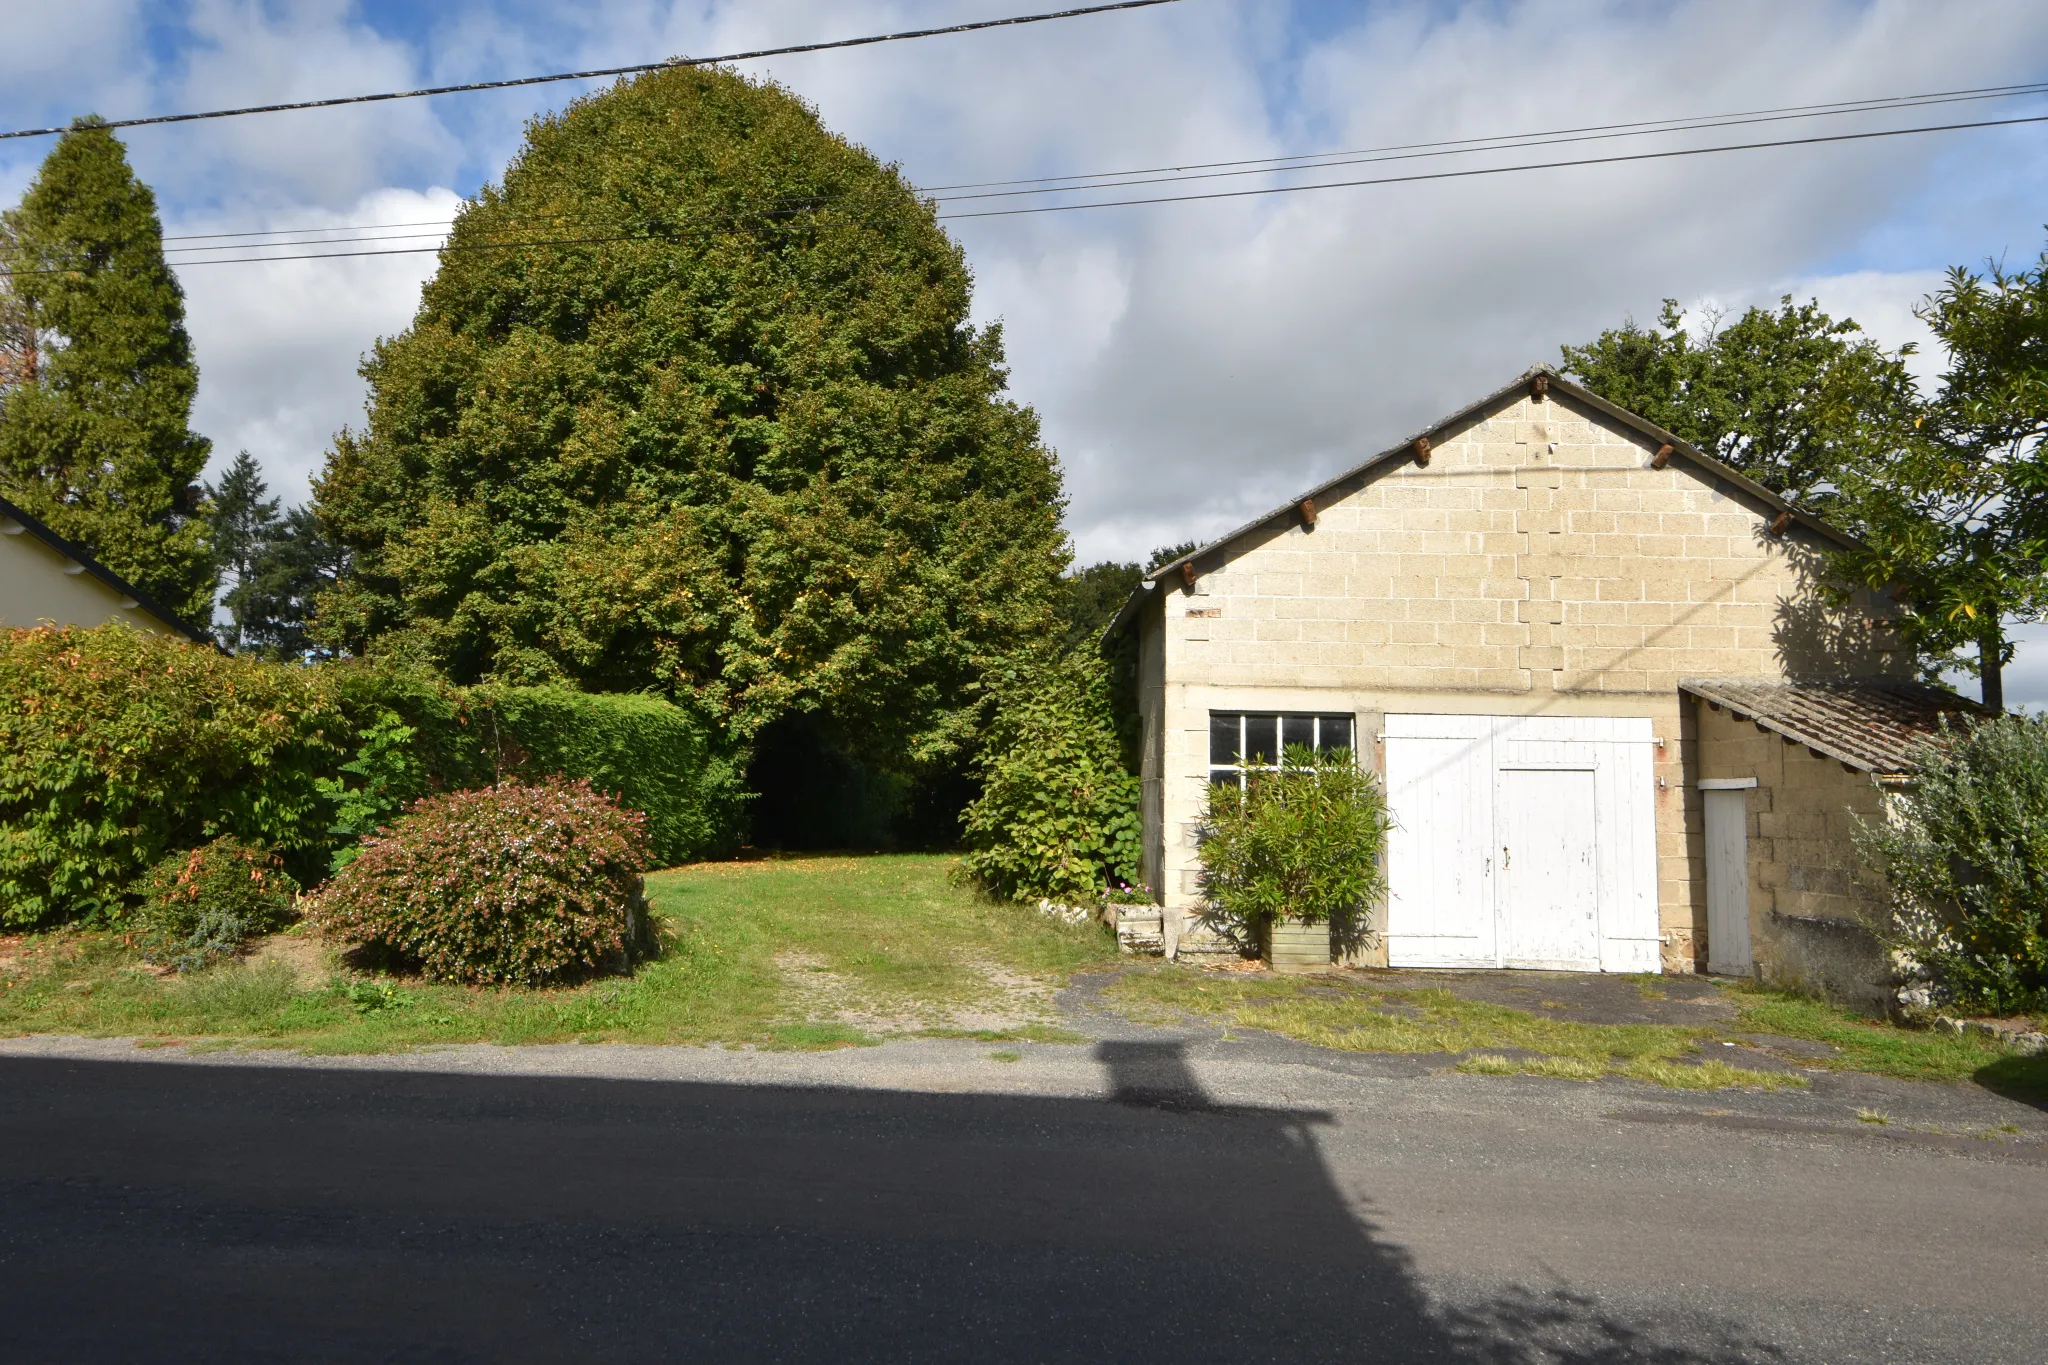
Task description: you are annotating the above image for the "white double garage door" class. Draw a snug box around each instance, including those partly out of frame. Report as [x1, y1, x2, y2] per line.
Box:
[1383, 714, 1660, 973]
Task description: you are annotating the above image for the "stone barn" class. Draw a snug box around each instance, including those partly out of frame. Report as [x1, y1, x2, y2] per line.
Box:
[1103, 365, 1971, 1001]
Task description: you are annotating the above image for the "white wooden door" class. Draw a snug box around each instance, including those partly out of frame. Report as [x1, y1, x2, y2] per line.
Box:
[1383, 715, 1496, 968]
[1496, 768, 1601, 969]
[1384, 714, 1660, 973]
[1703, 785, 1753, 976]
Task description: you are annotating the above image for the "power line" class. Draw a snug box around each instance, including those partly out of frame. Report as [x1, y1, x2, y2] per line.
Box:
[926, 84, 2048, 205]
[939, 110, 2048, 220]
[6, 108, 2042, 276]
[0, 0, 1183, 142]
[142, 76, 2048, 253]
[917, 77, 2048, 193]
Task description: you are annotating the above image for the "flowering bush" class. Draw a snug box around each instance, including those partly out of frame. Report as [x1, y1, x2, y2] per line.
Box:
[308, 778, 653, 986]
[136, 837, 300, 973]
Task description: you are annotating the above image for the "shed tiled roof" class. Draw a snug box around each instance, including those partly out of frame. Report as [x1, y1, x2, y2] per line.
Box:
[1680, 678, 1984, 778]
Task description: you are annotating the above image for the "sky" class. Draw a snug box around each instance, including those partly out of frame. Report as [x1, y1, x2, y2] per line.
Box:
[4, 0, 2048, 699]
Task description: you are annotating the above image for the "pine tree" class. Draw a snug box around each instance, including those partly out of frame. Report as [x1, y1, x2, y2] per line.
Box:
[0, 118, 214, 625]
[236, 505, 348, 660]
[205, 450, 282, 650]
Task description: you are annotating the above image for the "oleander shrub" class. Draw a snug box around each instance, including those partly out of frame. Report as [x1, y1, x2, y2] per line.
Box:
[0, 624, 345, 927]
[1197, 745, 1391, 956]
[961, 651, 1141, 906]
[1857, 714, 2048, 1014]
[135, 837, 300, 972]
[308, 777, 654, 986]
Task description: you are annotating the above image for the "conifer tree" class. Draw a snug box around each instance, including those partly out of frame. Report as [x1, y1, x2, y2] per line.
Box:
[0, 118, 213, 624]
[205, 450, 283, 650]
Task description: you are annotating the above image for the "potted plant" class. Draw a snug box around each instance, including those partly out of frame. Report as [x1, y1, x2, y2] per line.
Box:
[1196, 743, 1390, 970]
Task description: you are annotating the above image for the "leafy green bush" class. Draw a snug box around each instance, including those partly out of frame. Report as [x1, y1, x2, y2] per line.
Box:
[961, 652, 1141, 905]
[0, 631, 744, 927]
[476, 685, 745, 867]
[307, 777, 653, 986]
[0, 625, 345, 927]
[135, 837, 300, 972]
[1858, 715, 2048, 1013]
[1197, 745, 1390, 955]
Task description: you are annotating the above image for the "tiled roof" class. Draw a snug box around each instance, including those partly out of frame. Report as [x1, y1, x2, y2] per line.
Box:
[1680, 678, 1985, 777]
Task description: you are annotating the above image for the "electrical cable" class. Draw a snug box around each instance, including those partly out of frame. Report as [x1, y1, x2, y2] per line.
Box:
[7, 107, 2044, 275]
[0, 0, 1183, 142]
[917, 77, 2048, 192]
[142, 76, 2048, 253]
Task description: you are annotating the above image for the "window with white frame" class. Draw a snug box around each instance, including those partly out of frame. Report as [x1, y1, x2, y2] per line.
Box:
[1208, 712, 1357, 788]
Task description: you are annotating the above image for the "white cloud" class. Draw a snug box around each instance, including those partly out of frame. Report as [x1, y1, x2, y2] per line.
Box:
[181, 187, 463, 502]
[10, 0, 2048, 696]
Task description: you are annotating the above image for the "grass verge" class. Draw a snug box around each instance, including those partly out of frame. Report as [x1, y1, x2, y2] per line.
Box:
[1109, 966, 2047, 1095]
[0, 855, 1117, 1054]
[1104, 969, 1809, 1089]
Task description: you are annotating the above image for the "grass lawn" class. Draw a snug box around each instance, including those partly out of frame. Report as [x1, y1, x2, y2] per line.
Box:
[0, 855, 1117, 1054]
[1104, 966, 2048, 1096]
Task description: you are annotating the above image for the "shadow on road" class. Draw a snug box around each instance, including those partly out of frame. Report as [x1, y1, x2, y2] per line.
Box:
[2, 1046, 1776, 1362]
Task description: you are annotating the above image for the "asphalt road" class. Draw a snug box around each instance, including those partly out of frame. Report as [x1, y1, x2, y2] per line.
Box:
[2, 1032, 2043, 1363]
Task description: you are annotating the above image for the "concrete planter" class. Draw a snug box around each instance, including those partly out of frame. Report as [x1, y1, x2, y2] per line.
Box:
[1263, 916, 1331, 972]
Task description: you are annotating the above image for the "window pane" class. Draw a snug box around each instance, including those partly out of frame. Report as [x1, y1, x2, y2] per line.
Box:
[1319, 715, 1354, 754]
[1282, 716, 1315, 753]
[1209, 713, 1242, 766]
[1209, 768, 1244, 791]
[1244, 714, 1279, 765]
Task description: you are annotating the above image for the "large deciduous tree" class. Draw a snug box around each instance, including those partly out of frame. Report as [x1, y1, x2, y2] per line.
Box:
[314, 68, 1067, 771]
[1831, 257, 2048, 711]
[0, 118, 213, 625]
[1561, 296, 1921, 510]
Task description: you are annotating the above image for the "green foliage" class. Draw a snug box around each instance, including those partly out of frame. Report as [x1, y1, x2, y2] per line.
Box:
[135, 836, 299, 973]
[1857, 715, 2048, 1013]
[0, 119, 213, 624]
[312, 67, 1067, 770]
[961, 652, 1140, 905]
[1560, 296, 1920, 508]
[309, 777, 653, 987]
[1196, 745, 1390, 952]
[315, 710, 424, 872]
[1830, 254, 2048, 711]
[1058, 560, 1142, 655]
[476, 684, 746, 867]
[0, 625, 345, 928]
[0, 630, 750, 927]
[234, 504, 349, 659]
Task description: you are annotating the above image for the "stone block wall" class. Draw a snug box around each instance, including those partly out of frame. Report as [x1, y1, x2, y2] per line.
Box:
[1694, 700, 1892, 1004]
[1133, 384, 1907, 972]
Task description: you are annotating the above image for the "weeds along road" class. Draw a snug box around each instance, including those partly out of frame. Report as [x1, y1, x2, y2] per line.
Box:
[1, 1032, 2042, 1363]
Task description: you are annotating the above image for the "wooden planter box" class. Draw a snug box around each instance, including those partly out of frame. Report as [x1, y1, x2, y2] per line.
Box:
[1263, 916, 1331, 972]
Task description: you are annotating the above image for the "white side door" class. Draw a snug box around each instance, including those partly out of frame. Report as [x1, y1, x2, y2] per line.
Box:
[1383, 715, 1496, 968]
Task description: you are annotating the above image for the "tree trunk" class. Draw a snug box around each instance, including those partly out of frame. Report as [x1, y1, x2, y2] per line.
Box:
[1980, 625, 2005, 713]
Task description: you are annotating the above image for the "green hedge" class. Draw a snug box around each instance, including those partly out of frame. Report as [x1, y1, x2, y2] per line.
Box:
[0, 625, 346, 926]
[474, 685, 745, 869]
[0, 626, 745, 928]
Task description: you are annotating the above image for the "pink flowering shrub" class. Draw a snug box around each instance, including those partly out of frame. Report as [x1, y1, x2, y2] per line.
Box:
[309, 777, 653, 986]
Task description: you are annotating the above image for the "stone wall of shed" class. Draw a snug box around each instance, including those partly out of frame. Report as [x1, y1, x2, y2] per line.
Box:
[1694, 699, 1892, 1005]
[1146, 387, 1908, 971]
